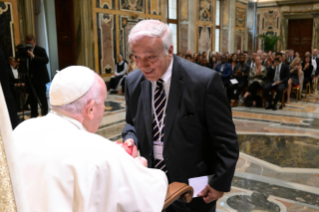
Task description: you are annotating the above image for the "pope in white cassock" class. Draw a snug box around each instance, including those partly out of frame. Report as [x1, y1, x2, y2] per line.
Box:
[13, 66, 168, 212]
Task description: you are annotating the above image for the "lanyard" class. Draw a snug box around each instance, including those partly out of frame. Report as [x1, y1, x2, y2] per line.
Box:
[152, 87, 168, 142]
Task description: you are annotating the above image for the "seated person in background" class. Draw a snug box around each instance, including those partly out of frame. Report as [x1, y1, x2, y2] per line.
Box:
[185, 54, 193, 62]
[215, 55, 232, 87]
[210, 55, 218, 69]
[229, 53, 238, 72]
[243, 51, 249, 63]
[282, 54, 290, 66]
[216, 53, 222, 64]
[109, 54, 128, 94]
[192, 53, 198, 63]
[127, 53, 137, 74]
[288, 50, 294, 63]
[201, 57, 212, 68]
[242, 56, 267, 107]
[295, 52, 300, 58]
[302, 55, 314, 88]
[262, 52, 268, 67]
[263, 52, 290, 110]
[196, 54, 203, 65]
[246, 52, 257, 68]
[287, 58, 302, 103]
[305, 51, 317, 77]
[227, 54, 250, 106]
[13, 66, 168, 211]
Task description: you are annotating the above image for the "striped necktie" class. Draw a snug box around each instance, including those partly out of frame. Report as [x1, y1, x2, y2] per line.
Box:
[152, 79, 168, 173]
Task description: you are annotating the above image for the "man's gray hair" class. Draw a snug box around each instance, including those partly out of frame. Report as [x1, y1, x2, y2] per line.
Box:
[128, 20, 173, 54]
[50, 73, 104, 116]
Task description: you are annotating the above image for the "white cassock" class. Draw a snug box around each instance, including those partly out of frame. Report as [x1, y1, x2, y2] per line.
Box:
[13, 112, 168, 212]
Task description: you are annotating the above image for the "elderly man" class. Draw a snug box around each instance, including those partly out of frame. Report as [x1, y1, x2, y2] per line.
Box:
[257, 50, 263, 58]
[312, 49, 319, 76]
[13, 66, 168, 211]
[246, 52, 257, 67]
[305, 51, 317, 76]
[288, 50, 294, 63]
[122, 20, 238, 212]
[262, 52, 268, 66]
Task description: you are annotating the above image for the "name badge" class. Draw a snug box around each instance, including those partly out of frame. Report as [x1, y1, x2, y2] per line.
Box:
[153, 141, 164, 160]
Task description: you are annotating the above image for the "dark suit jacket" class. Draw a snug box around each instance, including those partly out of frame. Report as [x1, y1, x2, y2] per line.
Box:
[0, 47, 19, 129]
[215, 62, 232, 80]
[28, 45, 50, 86]
[122, 55, 239, 194]
[245, 59, 252, 67]
[267, 63, 290, 87]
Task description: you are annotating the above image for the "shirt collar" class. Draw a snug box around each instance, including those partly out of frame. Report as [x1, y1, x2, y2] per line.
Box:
[50, 111, 88, 131]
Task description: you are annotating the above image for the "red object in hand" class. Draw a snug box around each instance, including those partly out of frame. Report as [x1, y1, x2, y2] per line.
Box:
[117, 142, 133, 156]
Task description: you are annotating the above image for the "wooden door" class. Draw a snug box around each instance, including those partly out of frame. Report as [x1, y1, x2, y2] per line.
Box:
[55, 0, 76, 70]
[287, 19, 313, 58]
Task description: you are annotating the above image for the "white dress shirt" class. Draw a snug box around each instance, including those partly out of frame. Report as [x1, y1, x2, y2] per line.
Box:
[273, 62, 282, 82]
[311, 59, 317, 75]
[151, 58, 173, 110]
[11, 66, 19, 79]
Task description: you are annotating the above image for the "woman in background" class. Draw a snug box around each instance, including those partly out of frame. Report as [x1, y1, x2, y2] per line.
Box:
[229, 53, 238, 72]
[287, 58, 302, 103]
[210, 55, 218, 69]
[242, 56, 267, 107]
[127, 54, 137, 74]
[302, 55, 314, 88]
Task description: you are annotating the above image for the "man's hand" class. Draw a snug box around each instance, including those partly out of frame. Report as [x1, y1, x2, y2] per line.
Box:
[113, 73, 117, 77]
[124, 139, 138, 158]
[275, 81, 281, 86]
[27, 51, 34, 58]
[198, 185, 224, 203]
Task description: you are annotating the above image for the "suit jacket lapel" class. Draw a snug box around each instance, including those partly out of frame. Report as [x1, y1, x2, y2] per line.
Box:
[141, 79, 153, 148]
[164, 56, 184, 148]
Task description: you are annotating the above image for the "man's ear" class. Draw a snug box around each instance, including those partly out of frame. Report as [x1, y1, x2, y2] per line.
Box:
[85, 99, 95, 119]
[168, 45, 174, 57]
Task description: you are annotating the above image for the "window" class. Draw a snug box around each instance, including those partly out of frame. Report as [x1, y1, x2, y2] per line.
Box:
[167, 0, 179, 54]
[215, 0, 221, 52]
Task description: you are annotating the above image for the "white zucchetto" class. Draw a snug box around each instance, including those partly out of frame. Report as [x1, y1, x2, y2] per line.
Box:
[50, 66, 95, 106]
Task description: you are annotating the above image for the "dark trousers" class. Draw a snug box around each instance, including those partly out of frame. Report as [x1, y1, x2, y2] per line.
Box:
[166, 198, 216, 212]
[109, 75, 124, 92]
[29, 84, 48, 117]
[247, 81, 262, 102]
[226, 80, 248, 101]
[263, 82, 286, 106]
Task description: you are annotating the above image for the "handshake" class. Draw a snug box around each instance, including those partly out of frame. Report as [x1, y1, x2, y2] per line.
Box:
[117, 139, 148, 167]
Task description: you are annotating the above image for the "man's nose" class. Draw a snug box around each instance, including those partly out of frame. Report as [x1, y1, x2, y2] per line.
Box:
[138, 58, 150, 68]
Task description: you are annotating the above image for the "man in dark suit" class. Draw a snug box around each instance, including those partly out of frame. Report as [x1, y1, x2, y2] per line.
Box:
[122, 20, 239, 212]
[312, 49, 319, 76]
[263, 52, 290, 110]
[25, 34, 50, 117]
[0, 46, 19, 129]
[215, 55, 232, 87]
[246, 52, 257, 68]
[288, 50, 294, 63]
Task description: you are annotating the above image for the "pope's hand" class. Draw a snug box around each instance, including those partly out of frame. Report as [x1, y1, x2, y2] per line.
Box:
[198, 185, 224, 203]
[135, 156, 148, 167]
[124, 139, 138, 158]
